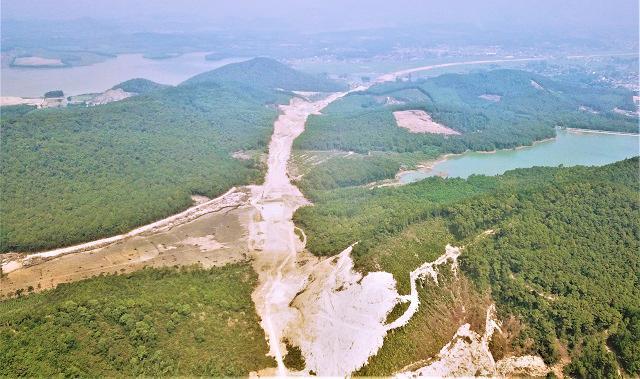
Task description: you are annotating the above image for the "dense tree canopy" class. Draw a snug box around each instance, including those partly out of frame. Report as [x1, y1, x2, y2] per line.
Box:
[295, 69, 638, 154]
[112, 78, 168, 94]
[295, 158, 639, 377]
[0, 264, 274, 376]
[1, 58, 340, 252]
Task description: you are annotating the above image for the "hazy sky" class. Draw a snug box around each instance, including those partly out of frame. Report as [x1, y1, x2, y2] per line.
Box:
[2, 0, 638, 33]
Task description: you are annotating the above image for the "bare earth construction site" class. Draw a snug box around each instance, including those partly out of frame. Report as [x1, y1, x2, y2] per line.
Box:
[0, 61, 564, 376]
[393, 110, 461, 135]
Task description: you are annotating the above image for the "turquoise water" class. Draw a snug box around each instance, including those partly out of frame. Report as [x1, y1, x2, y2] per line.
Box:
[399, 130, 639, 183]
[1, 53, 246, 97]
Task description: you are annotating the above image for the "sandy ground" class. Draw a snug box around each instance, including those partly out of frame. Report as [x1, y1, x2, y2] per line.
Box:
[530, 80, 545, 90]
[393, 110, 461, 135]
[375, 57, 546, 83]
[613, 107, 639, 117]
[232, 151, 253, 160]
[0, 96, 46, 107]
[245, 88, 543, 377]
[386, 245, 462, 331]
[566, 127, 639, 136]
[579, 105, 599, 114]
[396, 305, 550, 378]
[1, 188, 250, 297]
[479, 94, 501, 102]
[1, 88, 134, 108]
[245, 90, 415, 376]
[85, 88, 133, 106]
[12, 56, 65, 67]
[1, 57, 569, 376]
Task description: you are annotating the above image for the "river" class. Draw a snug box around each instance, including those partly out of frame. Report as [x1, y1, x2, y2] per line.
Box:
[399, 129, 639, 183]
[1, 53, 246, 97]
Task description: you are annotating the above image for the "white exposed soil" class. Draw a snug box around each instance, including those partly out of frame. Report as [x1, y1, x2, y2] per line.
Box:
[386, 245, 461, 330]
[85, 88, 133, 106]
[396, 305, 550, 378]
[1, 88, 134, 109]
[383, 96, 406, 105]
[1, 187, 244, 275]
[479, 94, 502, 102]
[579, 105, 599, 114]
[613, 107, 638, 117]
[3, 58, 564, 375]
[530, 80, 545, 90]
[565, 127, 639, 136]
[191, 194, 211, 205]
[285, 245, 399, 376]
[12, 56, 65, 67]
[393, 110, 461, 135]
[375, 57, 546, 82]
[180, 235, 227, 251]
[246, 91, 368, 376]
[0, 96, 67, 108]
[0, 96, 46, 107]
[232, 150, 253, 160]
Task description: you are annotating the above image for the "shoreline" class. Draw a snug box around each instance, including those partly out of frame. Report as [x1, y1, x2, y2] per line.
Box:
[564, 127, 639, 137]
[396, 136, 557, 182]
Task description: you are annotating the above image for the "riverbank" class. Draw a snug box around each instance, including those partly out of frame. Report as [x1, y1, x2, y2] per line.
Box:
[396, 136, 557, 183]
[565, 127, 639, 136]
[396, 129, 638, 183]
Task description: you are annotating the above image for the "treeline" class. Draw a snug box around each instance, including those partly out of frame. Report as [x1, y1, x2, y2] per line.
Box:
[1, 84, 274, 252]
[112, 78, 168, 94]
[294, 69, 638, 155]
[450, 169, 639, 374]
[294, 174, 500, 257]
[295, 154, 403, 193]
[294, 158, 639, 377]
[0, 265, 274, 376]
[183, 57, 347, 92]
[1, 58, 343, 252]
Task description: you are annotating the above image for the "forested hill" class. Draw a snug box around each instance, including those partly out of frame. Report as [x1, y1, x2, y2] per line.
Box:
[295, 69, 638, 154]
[182, 57, 348, 92]
[112, 78, 168, 94]
[294, 157, 640, 376]
[0, 60, 343, 253]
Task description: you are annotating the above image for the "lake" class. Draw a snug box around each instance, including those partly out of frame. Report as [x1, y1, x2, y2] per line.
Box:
[1, 53, 246, 97]
[399, 129, 639, 183]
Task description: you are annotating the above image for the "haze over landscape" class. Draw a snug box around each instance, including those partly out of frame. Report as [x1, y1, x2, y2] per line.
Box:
[1, 1, 639, 378]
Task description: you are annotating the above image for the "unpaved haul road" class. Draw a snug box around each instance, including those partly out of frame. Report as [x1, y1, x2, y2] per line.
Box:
[3, 57, 556, 375]
[246, 56, 558, 376]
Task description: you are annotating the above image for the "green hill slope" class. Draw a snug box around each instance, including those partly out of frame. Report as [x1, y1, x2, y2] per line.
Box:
[294, 158, 639, 376]
[0, 264, 274, 376]
[295, 69, 638, 154]
[0, 59, 343, 252]
[112, 78, 168, 94]
[183, 57, 347, 92]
